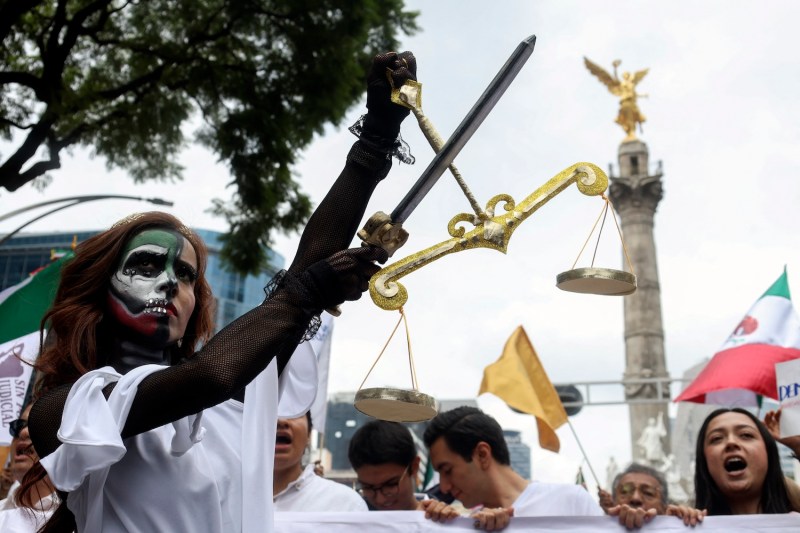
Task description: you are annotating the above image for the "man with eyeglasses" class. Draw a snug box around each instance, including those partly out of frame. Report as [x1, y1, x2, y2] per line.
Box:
[600, 463, 705, 529]
[0, 417, 28, 509]
[348, 420, 424, 512]
[600, 463, 668, 516]
[348, 421, 471, 526]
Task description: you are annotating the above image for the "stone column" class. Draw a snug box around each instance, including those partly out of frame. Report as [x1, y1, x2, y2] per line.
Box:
[607, 139, 670, 463]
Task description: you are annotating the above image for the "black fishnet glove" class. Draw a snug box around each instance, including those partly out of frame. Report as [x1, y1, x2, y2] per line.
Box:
[303, 246, 388, 309]
[362, 51, 417, 144]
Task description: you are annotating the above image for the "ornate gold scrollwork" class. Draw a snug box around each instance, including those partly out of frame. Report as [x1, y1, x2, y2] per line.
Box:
[369, 162, 609, 310]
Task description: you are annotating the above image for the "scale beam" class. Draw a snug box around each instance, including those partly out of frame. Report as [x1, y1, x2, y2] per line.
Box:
[370, 163, 609, 310]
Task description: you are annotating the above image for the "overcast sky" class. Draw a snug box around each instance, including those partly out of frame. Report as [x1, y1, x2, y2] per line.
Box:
[3, 0, 800, 494]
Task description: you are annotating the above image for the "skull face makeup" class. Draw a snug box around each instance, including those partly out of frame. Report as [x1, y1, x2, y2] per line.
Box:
[108, 228, 198, 346]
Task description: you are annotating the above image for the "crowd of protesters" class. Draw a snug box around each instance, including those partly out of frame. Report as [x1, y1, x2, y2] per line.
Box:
[1, 40, 800, 532]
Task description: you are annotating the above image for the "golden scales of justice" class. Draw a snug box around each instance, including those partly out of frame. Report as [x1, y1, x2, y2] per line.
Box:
[353, 35, 636, 422]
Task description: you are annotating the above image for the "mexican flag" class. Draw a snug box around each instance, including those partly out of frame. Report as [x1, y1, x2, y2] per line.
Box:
[676, 269, 800, 406]
[0, 253, 71, 444]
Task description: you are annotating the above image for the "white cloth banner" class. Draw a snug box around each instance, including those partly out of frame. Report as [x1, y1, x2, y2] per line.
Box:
[274, 511, 800, 532]
[0, 330, 38, 445]
[776, 358, 800, 437]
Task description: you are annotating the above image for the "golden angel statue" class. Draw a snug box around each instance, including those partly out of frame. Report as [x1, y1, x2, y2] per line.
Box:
[584, 57, 649, 141]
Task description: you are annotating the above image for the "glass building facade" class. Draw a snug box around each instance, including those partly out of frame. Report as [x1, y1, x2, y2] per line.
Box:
[503, 430, 531, 481]
[0, 229, 284, 332]
[0, 231, 96, 291]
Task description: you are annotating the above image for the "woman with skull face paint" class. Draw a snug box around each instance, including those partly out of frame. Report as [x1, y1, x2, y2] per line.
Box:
[106, 227, 202, 357]
[21, 51, 417, 533]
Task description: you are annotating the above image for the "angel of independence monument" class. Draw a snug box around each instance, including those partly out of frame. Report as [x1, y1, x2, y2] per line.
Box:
[585, 58, 670, 463]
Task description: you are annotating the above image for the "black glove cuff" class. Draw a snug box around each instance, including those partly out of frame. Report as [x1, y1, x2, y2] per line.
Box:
[263, 270, 321, 341]
[349, 114, 415, 166]
[362, 112, 403, 143]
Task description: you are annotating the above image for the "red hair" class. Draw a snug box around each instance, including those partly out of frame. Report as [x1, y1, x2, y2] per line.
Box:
[34, 211, 215, 394]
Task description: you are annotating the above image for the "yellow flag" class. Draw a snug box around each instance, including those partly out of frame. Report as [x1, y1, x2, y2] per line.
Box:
[478, 326, 568, 452]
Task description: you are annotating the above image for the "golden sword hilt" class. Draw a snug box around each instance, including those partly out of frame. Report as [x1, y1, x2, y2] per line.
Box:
[357, 211, 409, 258]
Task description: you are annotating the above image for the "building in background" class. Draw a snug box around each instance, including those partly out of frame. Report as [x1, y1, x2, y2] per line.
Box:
[504, 430, 531, 480]
[0, 229, 283, 331]
[0, 231, 96, 291]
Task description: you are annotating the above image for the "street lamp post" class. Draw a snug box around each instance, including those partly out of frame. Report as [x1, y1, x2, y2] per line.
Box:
[0, 195, 173, 247]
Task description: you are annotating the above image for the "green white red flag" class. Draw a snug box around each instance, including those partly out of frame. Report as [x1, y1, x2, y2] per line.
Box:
[0, 253, 71, 444]
[676, 269, 800, 406]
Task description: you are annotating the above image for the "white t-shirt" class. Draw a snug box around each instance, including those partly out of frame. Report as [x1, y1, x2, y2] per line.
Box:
[202, 398, 246, 531]
[512, 482, 604, 517]
[274, 464, 367, 512]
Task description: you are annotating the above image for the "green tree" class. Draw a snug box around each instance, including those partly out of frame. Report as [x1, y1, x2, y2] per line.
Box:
[0, 0, 418, 273]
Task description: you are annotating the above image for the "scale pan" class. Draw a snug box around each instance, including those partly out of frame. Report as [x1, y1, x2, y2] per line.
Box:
[556, 267, 637, 296]
[354, 387, 438, 422]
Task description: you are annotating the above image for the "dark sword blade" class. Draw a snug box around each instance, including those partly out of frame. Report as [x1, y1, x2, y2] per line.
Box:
[390, 35, 536, 224]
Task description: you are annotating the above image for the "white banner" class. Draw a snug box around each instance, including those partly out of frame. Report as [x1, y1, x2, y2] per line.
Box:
[274, 511, 800, 532]
[776, 358, 800, 437]
[0, 331, 38, 445]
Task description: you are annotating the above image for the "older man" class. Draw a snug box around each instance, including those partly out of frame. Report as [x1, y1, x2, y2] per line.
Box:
[599, 463, 705, 529]
[0, 404, 57, 531]
[599, 463, 668, 515]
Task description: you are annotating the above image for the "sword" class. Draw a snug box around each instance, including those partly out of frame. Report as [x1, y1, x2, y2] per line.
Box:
[359, 35, 537, 256]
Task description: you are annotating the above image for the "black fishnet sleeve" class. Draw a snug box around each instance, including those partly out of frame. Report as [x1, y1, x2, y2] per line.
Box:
[288, 50, 416, 275]
[30, 49, 418, 459]
[287, 141, 391, 275]
[30, 138, 397, 458]
[28, 385, 70, 459]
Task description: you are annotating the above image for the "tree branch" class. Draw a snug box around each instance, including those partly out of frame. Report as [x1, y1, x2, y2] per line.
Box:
[13, 152, 61, 190]
[0, 116, 35, 130]
[0, 71, 43, 95]
[0, 114, 57, 191]
[0, 0, 44, 44]
[55, 0, 114, 63]
[95, 64, 167, 101]
[77, 0, 130, 35]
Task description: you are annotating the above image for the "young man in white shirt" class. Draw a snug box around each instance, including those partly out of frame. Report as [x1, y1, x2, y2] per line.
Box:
[423, 406, 603, 524]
